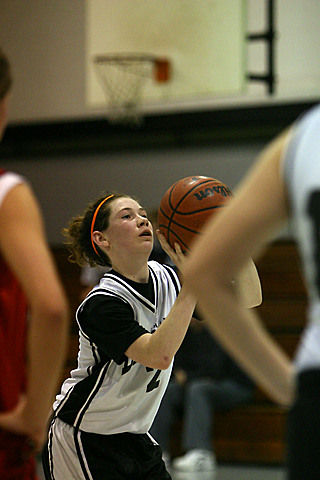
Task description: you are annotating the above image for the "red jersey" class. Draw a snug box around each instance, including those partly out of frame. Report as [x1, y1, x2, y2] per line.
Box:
[0, 169, 37, 479]
[0, 253, 27, 412]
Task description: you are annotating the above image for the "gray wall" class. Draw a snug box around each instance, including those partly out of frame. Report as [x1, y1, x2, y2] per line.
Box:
[0, 142, 262, 244]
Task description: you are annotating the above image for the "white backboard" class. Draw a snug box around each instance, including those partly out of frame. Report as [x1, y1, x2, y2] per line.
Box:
[85, 0, 247, 112]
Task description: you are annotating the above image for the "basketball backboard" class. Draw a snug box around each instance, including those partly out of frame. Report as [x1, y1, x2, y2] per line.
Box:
[85, 0, 247, 115]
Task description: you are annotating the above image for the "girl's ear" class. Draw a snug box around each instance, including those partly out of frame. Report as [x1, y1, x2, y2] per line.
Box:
[92, 231, 110, 249]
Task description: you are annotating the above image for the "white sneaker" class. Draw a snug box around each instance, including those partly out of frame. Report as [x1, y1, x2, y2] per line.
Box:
[172, 449, 216, 472]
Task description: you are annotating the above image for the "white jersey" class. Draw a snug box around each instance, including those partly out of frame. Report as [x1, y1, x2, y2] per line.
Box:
[0, 170, 25, 208]
[54, 261, 180, 435]
[283, 103, 320, 372]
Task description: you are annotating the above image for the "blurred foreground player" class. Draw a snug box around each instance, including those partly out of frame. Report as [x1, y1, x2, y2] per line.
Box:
[184, 103, 320, 479]
[0, 48, 69, 479]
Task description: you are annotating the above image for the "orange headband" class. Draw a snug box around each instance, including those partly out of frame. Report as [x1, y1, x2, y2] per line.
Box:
[90, 194, 115, 257]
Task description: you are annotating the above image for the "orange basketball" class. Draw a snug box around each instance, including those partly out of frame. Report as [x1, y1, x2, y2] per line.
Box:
[158, 175, 232, 252]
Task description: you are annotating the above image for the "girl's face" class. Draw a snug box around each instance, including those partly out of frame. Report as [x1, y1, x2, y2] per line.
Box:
[103, 197, 154, 259]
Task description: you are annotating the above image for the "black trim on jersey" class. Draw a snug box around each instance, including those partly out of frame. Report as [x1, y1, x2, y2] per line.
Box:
[74, 429, 92, 480]
[75, 361, 110, 430]
[47, 417, 56, 480]
[148, 266, 159, 309]
[84, 288, 129, 304]
[56, 358, 111, 428]
[75, 324, 101, 372]
[101, 273, 156, 313]
[162, 264, 180, 296]
[89, 338, 99, 370]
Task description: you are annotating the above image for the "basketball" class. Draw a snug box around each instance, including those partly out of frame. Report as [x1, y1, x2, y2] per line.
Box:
[158, 175, 232, 252]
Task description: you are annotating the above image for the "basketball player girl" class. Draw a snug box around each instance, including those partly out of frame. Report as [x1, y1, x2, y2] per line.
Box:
[184, 104, 320, 479]
[43, 192, 261, 480]
[42, 192, 196, 480]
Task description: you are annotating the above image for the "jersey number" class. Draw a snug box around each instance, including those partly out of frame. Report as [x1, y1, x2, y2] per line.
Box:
[122, 359, 161, 393]
[307, 190, 320, 296]
[146, 368, 161, 393]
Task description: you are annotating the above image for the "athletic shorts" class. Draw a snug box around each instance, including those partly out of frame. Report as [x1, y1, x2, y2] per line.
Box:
[42, 417, 171, 480]
[0, 428, 37, 480]
[287, 369, 320, 480]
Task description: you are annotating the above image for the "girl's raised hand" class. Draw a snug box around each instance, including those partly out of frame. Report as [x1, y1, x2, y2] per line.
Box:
[156, 230, 186, 273]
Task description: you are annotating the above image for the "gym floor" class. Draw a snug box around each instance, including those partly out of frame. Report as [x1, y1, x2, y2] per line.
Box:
[171, 464, 285, 480]
[37, 460, 285, 479]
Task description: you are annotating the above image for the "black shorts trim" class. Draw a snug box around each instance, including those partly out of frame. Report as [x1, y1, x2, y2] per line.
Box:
[79, 430, 171, 480]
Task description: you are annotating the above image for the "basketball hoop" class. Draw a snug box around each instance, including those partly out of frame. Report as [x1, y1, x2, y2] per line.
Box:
[93, 54, 170, 126]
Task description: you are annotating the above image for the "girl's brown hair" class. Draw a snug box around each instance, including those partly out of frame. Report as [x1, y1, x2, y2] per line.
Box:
[63, 193, 132, 268]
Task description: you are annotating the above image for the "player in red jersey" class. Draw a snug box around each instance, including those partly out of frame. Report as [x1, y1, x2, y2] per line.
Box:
[0, 48, 69, 480]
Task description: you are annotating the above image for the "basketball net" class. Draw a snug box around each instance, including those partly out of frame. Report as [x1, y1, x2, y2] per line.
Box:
[93, 54, 170, 126]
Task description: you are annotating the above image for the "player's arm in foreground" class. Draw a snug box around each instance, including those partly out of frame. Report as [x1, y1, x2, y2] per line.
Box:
[0, 183, 69, 450]
[184, 130, 294, 407]
[233, 258, 262, 309]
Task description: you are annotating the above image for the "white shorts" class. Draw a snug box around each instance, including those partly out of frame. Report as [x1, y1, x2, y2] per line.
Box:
[44, 417, 90, 480]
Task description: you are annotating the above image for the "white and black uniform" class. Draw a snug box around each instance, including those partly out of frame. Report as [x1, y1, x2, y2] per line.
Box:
[283, 103, 320, 480]
[44, 261, 179, 480]
[283, 104, 320, 373]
